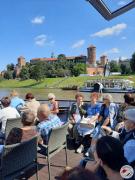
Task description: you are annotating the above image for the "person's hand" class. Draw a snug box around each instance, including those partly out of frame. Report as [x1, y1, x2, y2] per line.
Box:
[115, 122, 124, 132]
[69, 119, 75, 124]
[88, 120, 95, 128]
[87, 160, 100, 172]
[101, 126, 113, 135]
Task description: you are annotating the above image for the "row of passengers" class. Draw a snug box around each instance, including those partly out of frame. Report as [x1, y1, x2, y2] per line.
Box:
[60, 136, 135, 180]
[9, 90, 59, 115]
[79, 109, 135, 180]
[0, 104, 62, 153]
[69, 93, 118, 152]
[0, 92, 59, 131]
[2, 108, 134, 180]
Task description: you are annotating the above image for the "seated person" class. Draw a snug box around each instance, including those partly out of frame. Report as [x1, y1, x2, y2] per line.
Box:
[6, 111, 37, 143]
[0, 128, 22, 154]
[48, 93, 59, 114]
[118, 93, 135, 122]
[93, 94, 118, 138]
[25, 92, 40, 117]
[0, 111, 38, 153]
[20, 110, 38, 141]
[10, 90, 25, 110]
[60, 167, 99, 180]
[0, 96, 20, 138]
[37, 104, 62, 144]
[102, 108, 135, 167]
[124, 93, 135, 106]
[68, 93, 87, 139]
[76, 92, 101, 154]
[86, 94, 118, 157]
[87, 136, 131, 180]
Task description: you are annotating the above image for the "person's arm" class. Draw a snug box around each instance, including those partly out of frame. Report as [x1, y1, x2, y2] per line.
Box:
[0, 110, 3, 123]
[98, 115, 103, 122]
[102, 117, 110, 126]
[69, 104, 76, 123]
[87, 160, 100, 173]
[37, 124, 48, 144]
[89, 114, 99, 123]
[101, 126, 120, 138]
[79, 103, 87, 116]
[15, 109, 21, 117]
[97, 104, 105, 122]
[51, 101, 59, 114]
[21, 99, 25, 106]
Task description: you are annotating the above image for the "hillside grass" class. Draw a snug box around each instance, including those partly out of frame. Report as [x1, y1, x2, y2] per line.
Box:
[0, 75, 135, 88]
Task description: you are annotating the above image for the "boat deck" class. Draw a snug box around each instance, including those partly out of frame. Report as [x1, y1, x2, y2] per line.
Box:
[26, 148, 83, 180]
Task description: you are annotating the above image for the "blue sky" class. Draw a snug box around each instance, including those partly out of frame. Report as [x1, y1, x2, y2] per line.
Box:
[0, 0, 135, 71]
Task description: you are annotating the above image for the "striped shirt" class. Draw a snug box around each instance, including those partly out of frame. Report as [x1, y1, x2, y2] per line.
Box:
[37, 114, 62, 143]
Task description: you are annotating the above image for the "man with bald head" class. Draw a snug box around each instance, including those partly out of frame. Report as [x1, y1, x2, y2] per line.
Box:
[37, 104, 62, 144]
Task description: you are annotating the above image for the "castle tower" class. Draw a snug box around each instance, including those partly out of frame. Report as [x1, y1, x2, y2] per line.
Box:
[87, 45, 96, 67]
[17, 56, 26, 68]
[100, 55, 107, 66]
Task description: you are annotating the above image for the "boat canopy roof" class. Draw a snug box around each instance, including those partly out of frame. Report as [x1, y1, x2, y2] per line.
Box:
[85, 79, 134, 84]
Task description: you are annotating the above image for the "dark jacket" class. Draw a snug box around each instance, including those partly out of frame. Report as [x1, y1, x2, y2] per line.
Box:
[69, 102, 88, 120]
[119, 128, 135, 145]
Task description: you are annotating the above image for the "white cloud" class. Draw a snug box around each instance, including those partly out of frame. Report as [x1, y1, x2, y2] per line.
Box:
[49, 40, 55, 45]
[31, 16, 45, 24]
[91, 23, 127, 37]
[121, 36, 127, 40]
[34, 34, 55, 47]
[71, 39, 85, 49]
[118, 1, 127, 6]
[114, 56, 127, 61]
[120, 56, 128, 60]
[103, 48, 120, 55]
[34, 34, 47, 46]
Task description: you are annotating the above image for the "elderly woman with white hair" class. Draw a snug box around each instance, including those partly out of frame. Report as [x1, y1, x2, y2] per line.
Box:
[48, 93, 59, 114]
[85, 94, 119, 157]
[93, 94, 118, 137]
[98, 94, 118, 129]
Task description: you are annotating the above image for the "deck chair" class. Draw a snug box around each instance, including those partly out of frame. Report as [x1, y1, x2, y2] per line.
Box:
[0, 136, 39, 180]
[58, 107, 69, 123]
[40, 122, 69, 180]
[5, 117, 22, 139]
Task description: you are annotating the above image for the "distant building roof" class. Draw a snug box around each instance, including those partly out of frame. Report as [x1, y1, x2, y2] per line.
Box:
[31, 58, 57, 61]
[31, 55, 86, 62]
[87, 44, 96, 48]
[18, 56, 25, 59]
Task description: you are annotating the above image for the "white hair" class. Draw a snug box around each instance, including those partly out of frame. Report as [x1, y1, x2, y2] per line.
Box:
[103, 94, 113, 102]
[48, 93, 55, 99]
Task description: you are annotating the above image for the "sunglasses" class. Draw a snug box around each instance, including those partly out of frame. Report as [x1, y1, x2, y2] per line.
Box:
[48, 98, 53, 100]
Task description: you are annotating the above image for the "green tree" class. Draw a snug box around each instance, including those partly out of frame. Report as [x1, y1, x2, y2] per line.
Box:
[57, 54, 66, 61]
[20, 66, 30, 80]
[4, 71, 13, 79]
[72, 64, 86, 76]
[30, 62, 45, 81]
[120, 64, 132, 75]
[130, 52, 135, 72]
[7, 63, 14, 71]
[109, 61, 120, 72]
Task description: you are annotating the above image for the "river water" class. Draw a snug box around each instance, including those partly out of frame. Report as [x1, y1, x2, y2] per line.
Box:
[0, 88, 126, 103]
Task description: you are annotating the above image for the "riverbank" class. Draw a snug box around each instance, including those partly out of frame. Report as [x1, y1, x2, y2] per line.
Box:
[0, 75, 135, 89]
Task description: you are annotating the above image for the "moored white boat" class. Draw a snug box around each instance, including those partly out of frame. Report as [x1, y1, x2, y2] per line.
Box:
[79, 79, 135, 93]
